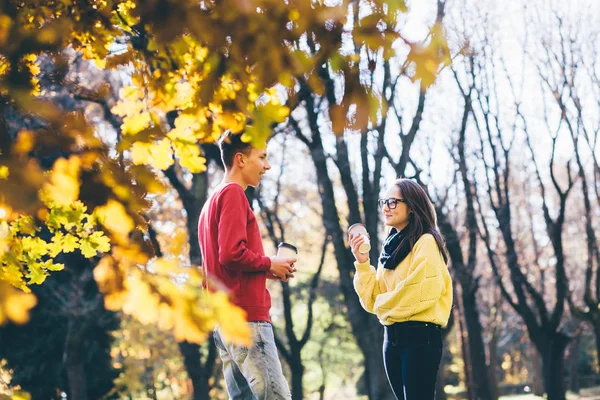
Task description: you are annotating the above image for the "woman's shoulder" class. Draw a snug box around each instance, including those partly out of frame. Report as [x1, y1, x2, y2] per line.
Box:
[412, 233, 440, 254]
[416, 232, 436, 244]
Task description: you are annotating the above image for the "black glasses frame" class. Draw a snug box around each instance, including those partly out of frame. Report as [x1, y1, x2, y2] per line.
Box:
[378, 197, 406, 210]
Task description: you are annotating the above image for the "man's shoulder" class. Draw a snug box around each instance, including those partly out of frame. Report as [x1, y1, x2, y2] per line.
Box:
[206, 183, 248, 212]
[205, 183, 242, 203]
[216, 183, 247, 203]
[220, 182, 245, 195]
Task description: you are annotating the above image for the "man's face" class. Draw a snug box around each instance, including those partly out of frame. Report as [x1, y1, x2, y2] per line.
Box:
[240, 147, 271, 187]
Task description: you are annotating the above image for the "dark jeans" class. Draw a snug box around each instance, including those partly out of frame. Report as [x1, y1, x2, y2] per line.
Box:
[383, 321, 443, 400]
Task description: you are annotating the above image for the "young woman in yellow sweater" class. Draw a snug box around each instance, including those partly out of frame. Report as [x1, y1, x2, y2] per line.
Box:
[350, 178, 453, 400]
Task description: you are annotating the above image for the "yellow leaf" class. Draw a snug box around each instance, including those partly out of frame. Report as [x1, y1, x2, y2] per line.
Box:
[211, 291, 252, 346]
[179, 154, 207, 173]
[80, 231, 111, 258]
[0, 15, 12, 46]
[0, 282, 37, 325]
[0, 165, 8, 179]
[406, 23, 450, 89]
[151, 258, 180, 275]
[329, 104, 347, 135]
[122, 279, 160, 325]
[0, 220, 8, 238]
[42, 156, 81, 206]
[387, 0, 408, 13]
[130, 142, 152, 165]
[48, 232, 65, 257]
[163, 230, 188, 255]
[13, 130, 35, 155]
[93, 255, 126, 302]
[63, 234, 80, 253]
[9, 392, 32, 400]
[0, 262, 27, 291]
[41, 260, 64, 272]
[20, 236, 48, 258]
[130, 140, 174, 170]
[48, 232, 80, 257]
[217, 111, 246, 133]
[94, 200, 134, 242]
[122, 112, 152, 135]
[26, 263, 47, 285]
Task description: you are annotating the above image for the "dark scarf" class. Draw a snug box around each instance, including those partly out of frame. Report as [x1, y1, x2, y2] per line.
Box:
[379, 226, 412, 270]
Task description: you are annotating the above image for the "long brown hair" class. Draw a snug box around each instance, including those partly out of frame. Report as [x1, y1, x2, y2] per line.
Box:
[393, 179, 449, 263]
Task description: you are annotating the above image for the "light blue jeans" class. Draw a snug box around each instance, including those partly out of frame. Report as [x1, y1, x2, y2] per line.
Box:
[214, 322, 292, 400]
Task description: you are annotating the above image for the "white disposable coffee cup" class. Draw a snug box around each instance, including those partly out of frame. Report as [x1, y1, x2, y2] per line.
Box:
[348, 223, 371, 254]
[277, 242, 297, 279]
[277, 242, 298, 260]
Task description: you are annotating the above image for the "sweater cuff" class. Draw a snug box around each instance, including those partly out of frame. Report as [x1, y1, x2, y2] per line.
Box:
[260, 256, 271, 271]
[354, 260, 372, 276]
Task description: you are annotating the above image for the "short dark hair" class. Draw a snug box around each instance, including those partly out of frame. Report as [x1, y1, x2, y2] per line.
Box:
[219, 130, 253, 168]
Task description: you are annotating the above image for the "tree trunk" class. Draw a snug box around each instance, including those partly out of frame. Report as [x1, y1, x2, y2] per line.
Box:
[567, 333, 581, 394]
[176, 168, 215, 399]
[179, 339, 217, 400]
[289, 354, 304, 400]
[146, 368, 158, 400]
[65, 355, 88, 400]
[461, 284, 496, 400]
[539, 332, 570, 400]
[65, 318, 88, 400]
[319, 384, 326, 400]
[594, 322, 600, 375]
[529, 343, 544, 396]
[187, 172, 209, 266]
[437, 202, 495, 400]
[487, 329, 499, 400]
[456, 296, 474, 400]
[308, 140, 393, 400]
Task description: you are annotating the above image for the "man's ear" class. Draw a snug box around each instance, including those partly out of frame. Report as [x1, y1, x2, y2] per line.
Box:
[234, 152, 245, 167]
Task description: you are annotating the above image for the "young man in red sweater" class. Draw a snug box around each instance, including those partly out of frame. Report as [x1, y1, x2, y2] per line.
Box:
[198, 130, 295, 399]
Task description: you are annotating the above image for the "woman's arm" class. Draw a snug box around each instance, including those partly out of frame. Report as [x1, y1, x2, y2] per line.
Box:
[353, 261, 386, 314]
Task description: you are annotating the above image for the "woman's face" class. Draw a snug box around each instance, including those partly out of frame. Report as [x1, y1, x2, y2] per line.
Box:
[380, 185, 411, 231]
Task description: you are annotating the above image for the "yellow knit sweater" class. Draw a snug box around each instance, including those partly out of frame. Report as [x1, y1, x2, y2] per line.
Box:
[353, 233, 453, 327]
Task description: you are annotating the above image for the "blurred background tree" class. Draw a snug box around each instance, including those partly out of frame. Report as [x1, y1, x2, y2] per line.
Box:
[2, 0, 600, 399]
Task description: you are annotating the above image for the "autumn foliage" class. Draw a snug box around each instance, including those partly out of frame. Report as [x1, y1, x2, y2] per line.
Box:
[0, 0, 449, 347]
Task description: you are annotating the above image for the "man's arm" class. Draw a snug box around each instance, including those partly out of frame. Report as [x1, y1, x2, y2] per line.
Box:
[217, 185, 296, 281]
[217, 185, 271, 272]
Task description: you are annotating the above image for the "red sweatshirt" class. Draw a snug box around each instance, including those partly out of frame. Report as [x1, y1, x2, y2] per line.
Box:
[198, 182, 272, 321]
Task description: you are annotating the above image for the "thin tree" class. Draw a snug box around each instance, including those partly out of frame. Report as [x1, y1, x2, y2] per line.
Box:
[255, 137, 329, 400]
[470, 39, 575, 399]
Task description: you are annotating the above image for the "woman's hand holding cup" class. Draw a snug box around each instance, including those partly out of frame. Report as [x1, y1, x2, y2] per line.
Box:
[348, 223, 370, 264]
[349, 233, 369, 264]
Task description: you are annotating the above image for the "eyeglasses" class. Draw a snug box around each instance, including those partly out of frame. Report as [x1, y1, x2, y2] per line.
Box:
[378, 198, 406, 210]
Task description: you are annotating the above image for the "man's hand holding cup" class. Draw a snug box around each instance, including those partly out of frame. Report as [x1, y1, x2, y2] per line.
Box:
[269, 242, 298, 282]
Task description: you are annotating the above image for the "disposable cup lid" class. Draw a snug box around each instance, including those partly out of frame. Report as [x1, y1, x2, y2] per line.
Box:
[348, 223, 367, 233]
[278, 242, 298, 253]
